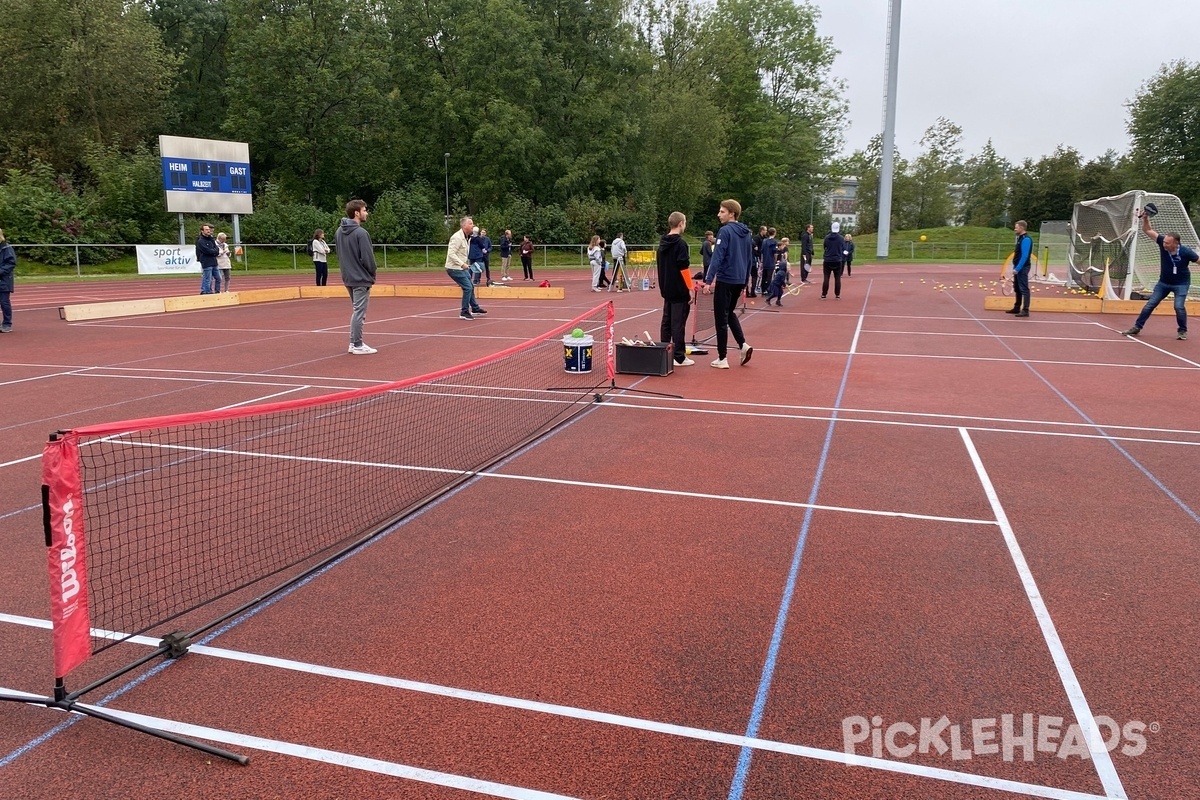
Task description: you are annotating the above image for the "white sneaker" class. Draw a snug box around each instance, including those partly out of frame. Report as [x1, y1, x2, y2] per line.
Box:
[348, 343, 377, 355]
[592, 287, 602, 292]
[676, 357, 695, 366]
[739, 342, 753, 365]
[711, 358, 729, 369]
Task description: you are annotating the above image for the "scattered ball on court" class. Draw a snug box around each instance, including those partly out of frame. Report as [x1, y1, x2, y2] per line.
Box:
[920, 235, 927, 241]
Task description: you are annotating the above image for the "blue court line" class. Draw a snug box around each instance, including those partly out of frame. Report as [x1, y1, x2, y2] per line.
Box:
[1, 396, 607, 768]
[726, 282, 873, 800]
[949, 295, 1200, 526]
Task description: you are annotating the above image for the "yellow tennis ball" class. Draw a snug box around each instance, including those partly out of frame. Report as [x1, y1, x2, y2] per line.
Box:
[920, 235, 927, 241]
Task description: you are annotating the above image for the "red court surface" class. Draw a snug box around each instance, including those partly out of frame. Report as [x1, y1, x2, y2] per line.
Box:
[2, 264, 1198, 799]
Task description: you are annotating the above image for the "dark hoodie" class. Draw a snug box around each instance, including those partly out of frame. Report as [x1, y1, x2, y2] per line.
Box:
[656, 232, 691, 302]
[336, 217, 377, 287]
[706, 220, 752, 285]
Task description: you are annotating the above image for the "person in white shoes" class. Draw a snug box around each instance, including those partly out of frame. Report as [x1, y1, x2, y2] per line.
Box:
[700, 199, 753, 369]
[336, 199, 378, 354]
[656, 212, 694, 366]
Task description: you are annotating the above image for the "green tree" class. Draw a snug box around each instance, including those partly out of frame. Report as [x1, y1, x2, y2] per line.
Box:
[1077, 150, 1131, 202]
[958, 140, 1011, 228]
[1126, 60, 1200, 210]
[904, 117, 963, 229]
[222, 0, 398, 205]
[846, 135, 915, 235]
[629, 0, 727, 223]
[143, 0, 233, 139]
[701, 0, 845, 211]
[0, 0, 176, 175]
[1008, 146, 1082, 229]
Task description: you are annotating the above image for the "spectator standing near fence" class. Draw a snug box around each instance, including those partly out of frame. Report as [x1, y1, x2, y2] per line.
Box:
[311, 229, 331, 286]
[589, 235, 609, 291]
[336, 200, 378, 354]
[499, 229, 513, 281]
[479, 228, 494, 286]
[844, 234, 855, 277]
[657, 212, 693, 366]
[196, 223, 220, 294]
[446, 216, 489, 320]
[611, 232, 627, 287]
[216, 232, 232, 292]
[520, 235, 534, 280]
[701, 199, 753, 369]
[701, 230, 715, 273]
[1122, 207, 1197, 340]
[0, 228, 15, 333]
[1006, 220, 1033, 317]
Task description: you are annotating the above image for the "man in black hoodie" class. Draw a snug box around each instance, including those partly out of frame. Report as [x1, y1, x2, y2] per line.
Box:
[336, 199, 378, 354]
[196, 223, 220, 295]
[657, 212, 693, 366]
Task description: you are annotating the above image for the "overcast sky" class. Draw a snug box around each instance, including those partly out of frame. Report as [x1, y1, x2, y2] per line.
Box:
[814, 0, 1200, 164]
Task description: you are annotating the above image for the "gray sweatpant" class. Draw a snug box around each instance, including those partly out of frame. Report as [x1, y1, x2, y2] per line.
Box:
[347, 285, 371, 346]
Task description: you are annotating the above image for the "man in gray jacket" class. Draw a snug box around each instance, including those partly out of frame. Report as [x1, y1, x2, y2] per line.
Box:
[336, 199, 378, 354]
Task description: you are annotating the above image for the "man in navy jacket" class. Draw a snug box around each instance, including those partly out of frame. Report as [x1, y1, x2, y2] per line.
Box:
[702, 199, 754, 368]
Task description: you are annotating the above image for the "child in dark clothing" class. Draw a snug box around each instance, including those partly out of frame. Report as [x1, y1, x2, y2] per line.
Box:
[765, 257, 789, 305]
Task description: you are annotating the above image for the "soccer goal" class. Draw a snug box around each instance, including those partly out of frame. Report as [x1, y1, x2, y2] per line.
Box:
[1068, 190, 1199, 300]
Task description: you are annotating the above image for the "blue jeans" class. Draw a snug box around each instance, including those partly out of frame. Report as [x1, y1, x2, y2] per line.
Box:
[1013, 267, 1030, 311]
[447, 269, 482, 313]
[1135, 280, 1190, 331]
[200, 266, 219, 294]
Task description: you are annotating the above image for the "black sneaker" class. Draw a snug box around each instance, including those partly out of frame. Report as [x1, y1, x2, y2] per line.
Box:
[472, 308, 488, 315]
[1005, 308, 1020, 314]
[1015, 310, 1029, 317]
[1179, 331, 1188, 340]
[460, 311, 475, 320]
[1122, 326, 1141, 336]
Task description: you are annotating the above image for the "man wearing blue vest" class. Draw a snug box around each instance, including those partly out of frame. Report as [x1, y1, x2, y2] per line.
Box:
[1122, 205, 1197, 341]
[1006, 220, 1033, 317]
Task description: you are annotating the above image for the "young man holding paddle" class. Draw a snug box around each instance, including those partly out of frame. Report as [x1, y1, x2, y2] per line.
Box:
[1122, 204, 1197, 340]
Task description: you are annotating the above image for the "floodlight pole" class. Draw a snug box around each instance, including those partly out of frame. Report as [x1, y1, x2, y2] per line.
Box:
[877, 0, 902, 259]
[444, 153, 451, 218]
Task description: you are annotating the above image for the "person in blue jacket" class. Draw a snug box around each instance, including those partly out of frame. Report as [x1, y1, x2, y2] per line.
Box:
[701, 199, 753, 368]
[1006, 220, 1033, 317]
[1123, 206, 1197, 340]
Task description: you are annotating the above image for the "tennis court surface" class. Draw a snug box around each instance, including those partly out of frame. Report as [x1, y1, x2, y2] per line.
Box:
[1, 264, 1197, 799]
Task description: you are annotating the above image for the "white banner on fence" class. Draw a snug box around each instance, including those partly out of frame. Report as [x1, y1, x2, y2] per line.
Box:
[136, 245, 201, 274]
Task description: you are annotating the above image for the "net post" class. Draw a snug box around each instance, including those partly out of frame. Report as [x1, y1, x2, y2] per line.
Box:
[605, 300, 616, 387]
[42, 430, 93, 681]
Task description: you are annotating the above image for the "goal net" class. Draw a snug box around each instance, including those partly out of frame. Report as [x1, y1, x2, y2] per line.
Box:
[1068, 191, 1200, 299]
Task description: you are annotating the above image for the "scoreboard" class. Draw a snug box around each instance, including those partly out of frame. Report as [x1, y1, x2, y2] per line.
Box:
[158, 135, 254, 215]
[161, 158, 251, 194]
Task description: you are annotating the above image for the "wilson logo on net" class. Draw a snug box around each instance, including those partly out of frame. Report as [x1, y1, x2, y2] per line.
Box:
[59, 496, 82, 606]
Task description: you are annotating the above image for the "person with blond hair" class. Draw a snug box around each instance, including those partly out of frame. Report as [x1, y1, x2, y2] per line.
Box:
[215, 232, 232, 292]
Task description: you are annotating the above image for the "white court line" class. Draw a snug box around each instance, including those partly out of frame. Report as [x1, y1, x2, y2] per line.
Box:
[769, 347, 1199, 372]
[959, 429, 1127, 799]
[0, 453, 41, 469]
[0, 620, 1109, 800]
[116, 440, 995, 527]
[0, 368, 93, 388]
[609, 395, 1200, 437]
[599, 401, 1200, 448]
[863, 329, 1138, 344]
[0, 687, 578, 800]
[216, 386, 311, 409]
[1089, 322, 1200, 369]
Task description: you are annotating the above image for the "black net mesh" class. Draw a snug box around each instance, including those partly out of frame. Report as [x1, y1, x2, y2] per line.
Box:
[68, 303, 612, 653]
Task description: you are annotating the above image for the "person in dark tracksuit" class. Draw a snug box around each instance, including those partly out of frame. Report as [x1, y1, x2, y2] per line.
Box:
[821, 221, 845, 300]
[800, 224, 814, 283]
[760, 228, 777, 299]
[657, 212, 693, 366]
[749, 226, 764, 298]
[702, 199, 753, 368]
[844, 234, 855, 276]
[1006, 220, 1033, 317]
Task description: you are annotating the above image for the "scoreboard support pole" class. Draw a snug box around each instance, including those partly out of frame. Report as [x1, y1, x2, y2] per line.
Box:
[178, 213, 187, 246]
